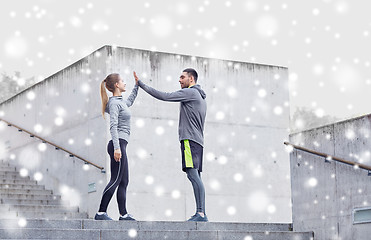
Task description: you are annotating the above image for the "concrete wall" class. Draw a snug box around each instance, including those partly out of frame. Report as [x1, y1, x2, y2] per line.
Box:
[0, 45, 291, 223]
[0, 46, 110, 218]
[289, 115, 371, 239]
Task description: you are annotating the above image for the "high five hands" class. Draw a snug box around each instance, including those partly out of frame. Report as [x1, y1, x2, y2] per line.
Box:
[133, 71, 139, 85]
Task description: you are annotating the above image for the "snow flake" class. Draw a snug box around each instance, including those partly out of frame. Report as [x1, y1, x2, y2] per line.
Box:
[128, 229, 138, 238]
[33, 124, 43, 133]
[38, 143, 47, 152]
[227, 206, 236, 215]
[135, 119, 145, 128]
[165, 209, 173, 217]
[83, 164, 90, 171]
[315, 108, 325, 118]
[60, 185, 80, 206]
[171, 190, 180, 199]
[216, 111, 225, 120]
[84, 138, 92, 146]
[248, 191, 269, 212]
[218, 155, 228, 165]
[19, 168, 29, 177]
[69, 16, 82, 27]
[137, 148, 148, 159]
[80, 83, 90, 94]
[5, 36, 28, 58]
[273, 106, 283, 115]
[267, 204, 276, 214]
[227, 87, 238, 98]
[54, 117, 64, 126]
[176, 2, 189, 15]
[258, 89, 267, 98]
[155, 186, 165, 197]
[335, 1, 349, 14]
[307, 177, 318, 187]
[92, 21, 109, 33]
[206, 152, 216, 162]
[18, 218, 27, 227]
[150, 16, 173, 38]
[33, 172, 43, 181]
[253, 165, 263, 177]
[155, 126, 164, 135]
[345, 129, 355, 140]
[256, 15, 278, 37]
[245, 1, 258, 12]
[234, 173, 243, 182]
[209, 179, 221, 191]
[145, 175, 154, 185]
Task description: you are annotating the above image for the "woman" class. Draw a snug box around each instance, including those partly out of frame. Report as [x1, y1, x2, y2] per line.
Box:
[95, 72, 139, 221]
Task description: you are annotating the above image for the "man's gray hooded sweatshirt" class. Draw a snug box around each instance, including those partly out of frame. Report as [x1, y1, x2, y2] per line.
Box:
[138, 80, 207, 147]
[105, 85, 139, 150]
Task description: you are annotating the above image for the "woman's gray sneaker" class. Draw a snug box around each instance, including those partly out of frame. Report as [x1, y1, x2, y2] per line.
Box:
[119, 213, 136, 221]
[94, 213, 113, 220]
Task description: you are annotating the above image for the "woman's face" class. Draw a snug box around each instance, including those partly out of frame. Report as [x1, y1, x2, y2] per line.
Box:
[116, 77, 126, 92]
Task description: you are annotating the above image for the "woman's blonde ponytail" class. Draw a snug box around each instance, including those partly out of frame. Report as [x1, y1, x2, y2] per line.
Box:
[100, 79, 108, 119]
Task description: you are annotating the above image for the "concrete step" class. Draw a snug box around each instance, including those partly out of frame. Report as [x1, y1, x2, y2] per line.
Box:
[0, 219, 293, 231]
[0, 161, 11, 166]
[0, 183, 45, 190]
[0, 174, 31, 180]
[0, 219, 314, 239]
[0, 193, 61, 201]
[0, 219, 83, 229]
[0, 171, 20, 176]
[0, 228, 314, 240]
[0, 170, 19, 174]
[0, 166, 17, 171]
[0, 179, 38, 185]
[0, 211, 88, 220]
[1, 198, 66, 206]
[0, 204, 79, 213]
[0, 188, 53, 195]
[0, 228, 98, 239]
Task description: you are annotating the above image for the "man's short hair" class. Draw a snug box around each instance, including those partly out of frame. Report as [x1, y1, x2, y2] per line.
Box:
[183, 68, 198, 82]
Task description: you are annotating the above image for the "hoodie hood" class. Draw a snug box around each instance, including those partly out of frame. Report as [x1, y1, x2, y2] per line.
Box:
[105, 96, 123, 113]
[191, 84, 206, 99]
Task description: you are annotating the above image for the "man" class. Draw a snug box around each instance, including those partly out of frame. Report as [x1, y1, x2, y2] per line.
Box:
[134, 68, 208, 222]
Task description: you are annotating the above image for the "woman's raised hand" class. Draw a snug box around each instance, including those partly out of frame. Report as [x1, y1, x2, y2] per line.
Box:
[133, 71, 139, 85]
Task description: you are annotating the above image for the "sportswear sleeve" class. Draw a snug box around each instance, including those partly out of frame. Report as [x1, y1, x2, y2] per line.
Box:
[109, 102, 121, 150]
[126, 84, 139, 107]
[138, 80, 197, 102]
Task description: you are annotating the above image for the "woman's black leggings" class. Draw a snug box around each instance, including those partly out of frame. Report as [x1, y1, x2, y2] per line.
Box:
[98, 139, 129, 216]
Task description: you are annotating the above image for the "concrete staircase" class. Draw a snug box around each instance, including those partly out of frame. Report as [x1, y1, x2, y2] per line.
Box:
[0, 219, 314, 240]
[0, 161, 314, 239]
[0, 160, 88, 220]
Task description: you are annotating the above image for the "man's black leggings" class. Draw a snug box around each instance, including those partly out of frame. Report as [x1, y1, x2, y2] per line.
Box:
[98, 139, 129, 216]
[186, 168, 205, 213]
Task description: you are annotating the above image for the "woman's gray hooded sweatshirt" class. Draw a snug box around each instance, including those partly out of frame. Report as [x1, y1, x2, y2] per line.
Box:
[138, 80, 207, 147]
[105, 85, 139, 150]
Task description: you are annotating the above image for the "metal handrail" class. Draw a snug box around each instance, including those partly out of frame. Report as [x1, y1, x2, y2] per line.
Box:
[284, 141, 371, 172]
[0, 118, 104, 171]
